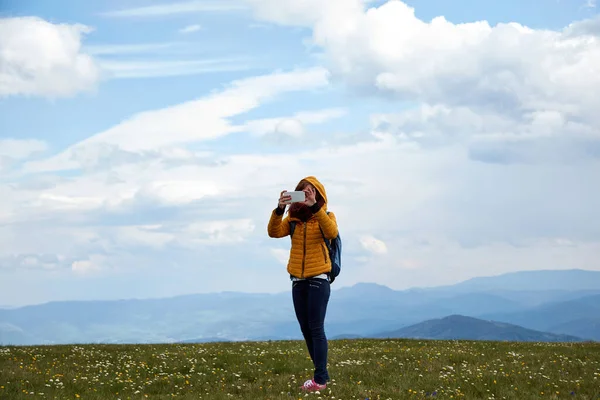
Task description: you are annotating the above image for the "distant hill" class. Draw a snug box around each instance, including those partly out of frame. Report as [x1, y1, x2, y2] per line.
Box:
[374, 315, 584, 342]
[472, 289, 600, 308]
[547, 317, 600, 342]
[419, 292, 523, 315]
[432, 269, 600, 293]
[482, 294, 600, 341]
[1, 269, 598, 345]
[331, 334, 364, 340]
[0, 322, 32, 345]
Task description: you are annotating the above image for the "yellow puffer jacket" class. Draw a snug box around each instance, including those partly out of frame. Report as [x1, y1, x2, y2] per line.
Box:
[267, 176, 338, 279]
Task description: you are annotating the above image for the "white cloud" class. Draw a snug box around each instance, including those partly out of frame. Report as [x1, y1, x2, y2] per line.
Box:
[352, 236, 600, 289]
[247, 1, 600, 125]
[71, 255, 105, 275]
[565, 15, 600, 37]
[3, 124, 600, 295]
[115, 226, 175, 249]
[237, 0, 600, 188]
[0, 253, 64, 271]
[244, 0, 362, 27]
[100, 0, 375, 19]
[101, 1, 246, 17]
[0, 139, 48, 174]
[83, 40, 250, 79]
[24, 67, 330, 172]
[359, 235, 388, 255]
[181, 219, 256, 245]
[0, 16, 101, 98]
[371, 103, 600, 164]
[179, 24, 202, 34]
[272, 119, 305, 137]
[0, 139, 47, 159]
[97, 58, 252, 79]
[243, 107, 346, 137]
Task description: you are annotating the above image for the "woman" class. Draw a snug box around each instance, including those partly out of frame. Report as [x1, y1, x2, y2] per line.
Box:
[267, 176, 338, 392]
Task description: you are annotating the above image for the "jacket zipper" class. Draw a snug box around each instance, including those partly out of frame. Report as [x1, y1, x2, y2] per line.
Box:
[301, 222, 307, 278]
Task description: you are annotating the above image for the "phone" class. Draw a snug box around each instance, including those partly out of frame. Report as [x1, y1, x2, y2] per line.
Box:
[286, 191, 306, 203]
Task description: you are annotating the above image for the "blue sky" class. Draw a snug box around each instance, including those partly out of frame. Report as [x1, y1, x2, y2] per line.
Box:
[1, 0, 599, 306]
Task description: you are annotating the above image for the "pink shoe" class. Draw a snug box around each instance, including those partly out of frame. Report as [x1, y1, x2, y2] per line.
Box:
[300, 379, 327, 392]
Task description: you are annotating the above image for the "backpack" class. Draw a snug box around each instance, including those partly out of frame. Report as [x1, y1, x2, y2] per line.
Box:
[289, 211, 342, 283]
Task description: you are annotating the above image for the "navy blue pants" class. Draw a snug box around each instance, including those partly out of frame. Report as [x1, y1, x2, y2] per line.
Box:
[292, 277, 331, 385]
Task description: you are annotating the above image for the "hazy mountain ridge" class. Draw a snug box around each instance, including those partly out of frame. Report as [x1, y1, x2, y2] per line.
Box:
[480, 293, 600, 340]
[1, 269, 599, 345]
[373, 315, 585, 342]
[432, 269, 600, 292]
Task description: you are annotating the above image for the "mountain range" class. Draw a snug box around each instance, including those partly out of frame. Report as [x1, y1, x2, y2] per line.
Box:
[372, 315, 583, 342]
[1, 269, 599, 345]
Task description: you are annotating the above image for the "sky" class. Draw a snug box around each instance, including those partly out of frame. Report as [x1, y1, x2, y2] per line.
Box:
[0, 0, 599, 306]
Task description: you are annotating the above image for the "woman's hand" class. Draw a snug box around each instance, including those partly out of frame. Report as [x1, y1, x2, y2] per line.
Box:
[303, 186, 317, 207]
[278, 190, 291, 209]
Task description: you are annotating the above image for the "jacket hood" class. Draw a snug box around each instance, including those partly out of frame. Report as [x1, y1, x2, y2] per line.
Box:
[302, 176, 327, 207]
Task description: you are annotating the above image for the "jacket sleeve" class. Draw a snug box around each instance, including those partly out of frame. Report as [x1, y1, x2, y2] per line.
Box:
[267, 207, 291, 238]
[312, 207, 338, 239]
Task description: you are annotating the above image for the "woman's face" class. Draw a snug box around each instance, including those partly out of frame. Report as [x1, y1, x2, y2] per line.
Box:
[303, 184, 319, 204]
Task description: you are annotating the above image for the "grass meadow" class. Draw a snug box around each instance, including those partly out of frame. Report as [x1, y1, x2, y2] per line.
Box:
[1, 338, 599, 399]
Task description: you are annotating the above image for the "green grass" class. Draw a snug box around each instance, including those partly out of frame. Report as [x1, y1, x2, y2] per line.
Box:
[1, 339, 600, 399]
